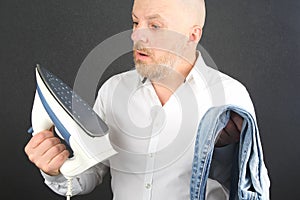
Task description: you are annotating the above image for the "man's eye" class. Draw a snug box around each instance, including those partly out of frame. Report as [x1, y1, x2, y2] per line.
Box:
[150, 24, 160, 30]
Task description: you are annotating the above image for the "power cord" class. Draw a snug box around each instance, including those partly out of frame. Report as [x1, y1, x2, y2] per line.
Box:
[66, 177, 73, 200]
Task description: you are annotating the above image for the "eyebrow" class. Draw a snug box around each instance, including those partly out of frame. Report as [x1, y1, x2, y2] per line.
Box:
[132, 12, 165, 21]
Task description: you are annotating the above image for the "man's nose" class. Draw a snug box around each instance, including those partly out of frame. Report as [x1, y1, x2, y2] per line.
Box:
[131, 28, 149, 43]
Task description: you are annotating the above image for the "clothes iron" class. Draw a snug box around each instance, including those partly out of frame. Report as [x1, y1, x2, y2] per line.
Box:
[29, 64, 117, 178]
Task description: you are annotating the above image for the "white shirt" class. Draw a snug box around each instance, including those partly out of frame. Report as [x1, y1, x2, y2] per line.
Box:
[42, 51, 255, 200]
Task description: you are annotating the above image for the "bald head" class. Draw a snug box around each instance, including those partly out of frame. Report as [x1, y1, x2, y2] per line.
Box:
[176, 0, 206, 28]
[132, 0, 206, 28]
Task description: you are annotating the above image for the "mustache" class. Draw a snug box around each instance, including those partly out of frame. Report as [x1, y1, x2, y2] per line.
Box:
[133, 42, 152, 55]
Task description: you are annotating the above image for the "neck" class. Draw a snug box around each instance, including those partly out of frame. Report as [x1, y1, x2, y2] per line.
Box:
[151, 52, 197, 106]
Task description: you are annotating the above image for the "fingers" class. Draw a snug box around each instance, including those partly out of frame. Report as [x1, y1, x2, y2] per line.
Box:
[34, 137, 62, 158]
[40, 149, 70, 175]
[230, 111, 244, 132]
[42, 143, 67, 162]
[215, 111, 244, 147]
[215, 127, 238, 147]
[24, 130, 69, 176]
[215, 129, 230, 147]
[25, 130, 54, 150]
[224, 117, 240, 141]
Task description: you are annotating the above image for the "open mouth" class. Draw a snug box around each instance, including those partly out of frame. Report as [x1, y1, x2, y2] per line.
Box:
[135, 50, 151, 61]
[136, 50, 149, 57]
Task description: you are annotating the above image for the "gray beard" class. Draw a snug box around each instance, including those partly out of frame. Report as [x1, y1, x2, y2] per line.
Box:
[134, 51, 176, 81]
[135, 62, 173, 80]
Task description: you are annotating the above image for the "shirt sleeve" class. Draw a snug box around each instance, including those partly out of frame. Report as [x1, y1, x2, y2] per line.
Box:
[42, 163, 109, 196]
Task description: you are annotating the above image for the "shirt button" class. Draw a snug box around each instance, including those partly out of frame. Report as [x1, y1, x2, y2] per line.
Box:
[145, 183, 151, 189]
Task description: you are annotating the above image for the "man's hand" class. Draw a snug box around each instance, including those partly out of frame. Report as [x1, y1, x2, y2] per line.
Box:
[24, 128, 69, 176]
[215, 111, 244, 147]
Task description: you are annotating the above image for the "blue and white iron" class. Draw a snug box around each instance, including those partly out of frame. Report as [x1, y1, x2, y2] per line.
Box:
[29, 64, 117, 178]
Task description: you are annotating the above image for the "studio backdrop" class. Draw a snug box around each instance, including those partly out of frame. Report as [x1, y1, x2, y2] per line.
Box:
[0, 0, 299, 199]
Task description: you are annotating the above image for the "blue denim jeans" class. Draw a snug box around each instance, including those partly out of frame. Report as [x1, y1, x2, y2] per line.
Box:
[190, 105, 270, 200]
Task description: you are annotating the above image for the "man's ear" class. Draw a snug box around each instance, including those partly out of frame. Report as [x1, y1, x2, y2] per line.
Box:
[189, 25, 202, 44]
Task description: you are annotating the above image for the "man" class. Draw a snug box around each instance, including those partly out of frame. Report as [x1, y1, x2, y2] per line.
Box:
[24, 0, 256, 199]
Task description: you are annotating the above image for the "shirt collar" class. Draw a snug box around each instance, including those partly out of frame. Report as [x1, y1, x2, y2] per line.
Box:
[185, 50, 206, 83]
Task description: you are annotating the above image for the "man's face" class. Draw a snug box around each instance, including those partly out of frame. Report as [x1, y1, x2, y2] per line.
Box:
[131, 0, 191, 80]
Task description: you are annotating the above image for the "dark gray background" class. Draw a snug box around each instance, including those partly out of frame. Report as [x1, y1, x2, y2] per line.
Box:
[1, 0, 299, 199]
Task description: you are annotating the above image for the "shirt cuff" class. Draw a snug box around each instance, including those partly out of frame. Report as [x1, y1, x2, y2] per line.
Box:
[40, 170, 67, 183]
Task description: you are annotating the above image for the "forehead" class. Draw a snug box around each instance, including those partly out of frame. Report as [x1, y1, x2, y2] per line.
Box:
[132, 0, 180, 20]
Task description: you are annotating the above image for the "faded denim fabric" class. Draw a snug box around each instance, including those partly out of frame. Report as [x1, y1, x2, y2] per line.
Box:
[190, 105, 270, 200]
